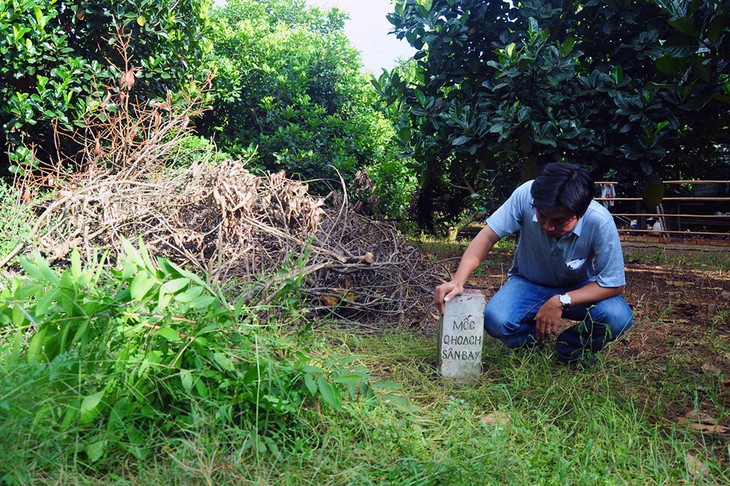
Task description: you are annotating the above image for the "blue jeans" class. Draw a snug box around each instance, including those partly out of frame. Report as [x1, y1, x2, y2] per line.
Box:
[484, 276, 633, 363]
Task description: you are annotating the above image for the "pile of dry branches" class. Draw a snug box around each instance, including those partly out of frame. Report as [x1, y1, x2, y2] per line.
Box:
[8, 159, 446, 326]
[2, 73, 447, 327]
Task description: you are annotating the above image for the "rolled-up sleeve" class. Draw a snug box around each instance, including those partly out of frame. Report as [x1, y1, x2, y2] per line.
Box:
[592, 219, 626, 288]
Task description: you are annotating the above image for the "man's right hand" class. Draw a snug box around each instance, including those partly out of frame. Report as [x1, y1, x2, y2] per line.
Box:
[435, 281, 464, 315]
[434, 225, 499, 315]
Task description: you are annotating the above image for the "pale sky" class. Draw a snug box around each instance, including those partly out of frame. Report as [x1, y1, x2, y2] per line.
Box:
[305, 0, 416, 73]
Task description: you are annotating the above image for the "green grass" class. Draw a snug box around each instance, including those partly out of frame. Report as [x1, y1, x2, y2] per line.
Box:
[624, 244, 730, 272]
[0, 181, 35, 258]
[308, 329, 728, 485]
[1, 209, 727, 484]
[5, 326, 724, 484]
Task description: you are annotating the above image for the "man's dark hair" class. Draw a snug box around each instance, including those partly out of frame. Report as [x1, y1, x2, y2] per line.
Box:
[531, 163, 594, 217]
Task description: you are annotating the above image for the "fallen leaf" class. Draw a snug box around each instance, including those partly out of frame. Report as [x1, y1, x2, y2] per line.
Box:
[320, 296, 339, 307]
[681, 410, 717, 424]
[701, 363, 722, 375]
[688, 423, 730, 435]
[686, 452, 708, 479]
[679, 410, 730, 437]
[481, 411, 511, 425]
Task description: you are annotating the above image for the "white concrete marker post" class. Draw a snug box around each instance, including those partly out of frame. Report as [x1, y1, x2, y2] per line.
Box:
[438, 290, 486, 382]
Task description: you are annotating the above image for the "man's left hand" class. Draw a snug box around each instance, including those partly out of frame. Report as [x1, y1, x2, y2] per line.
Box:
[535, 296, 563, 340]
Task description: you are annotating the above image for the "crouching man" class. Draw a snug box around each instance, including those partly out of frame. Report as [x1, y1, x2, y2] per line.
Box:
[435, 163, 633, 366]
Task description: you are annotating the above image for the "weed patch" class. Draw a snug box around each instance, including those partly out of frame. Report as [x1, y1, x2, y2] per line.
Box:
[0, 241, 378, 482]
[1, 237, 728, 483]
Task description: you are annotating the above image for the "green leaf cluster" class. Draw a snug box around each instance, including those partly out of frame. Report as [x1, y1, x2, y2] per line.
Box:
[385, 0, 730, 230]
[0, 240, 376, 464]
[0, 0, 212, 174]
[201, 0, 404, 194]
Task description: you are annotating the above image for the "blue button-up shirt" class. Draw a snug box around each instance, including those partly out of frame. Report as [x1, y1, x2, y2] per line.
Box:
[486, 181, 626, 288]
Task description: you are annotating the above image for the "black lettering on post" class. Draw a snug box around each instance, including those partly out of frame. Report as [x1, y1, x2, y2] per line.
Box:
[453, 317, 476, 331]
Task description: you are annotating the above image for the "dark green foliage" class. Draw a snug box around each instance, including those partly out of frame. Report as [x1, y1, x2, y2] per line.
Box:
[201, 0, 399, 192]
[1, 0, 93, 174]
[0, 0, 212, 176]
[382, 0, 730, 230]
[56, 0, 212, 97]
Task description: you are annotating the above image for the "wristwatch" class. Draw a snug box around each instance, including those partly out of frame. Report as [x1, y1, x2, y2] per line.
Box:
[559, 293, 572, 310]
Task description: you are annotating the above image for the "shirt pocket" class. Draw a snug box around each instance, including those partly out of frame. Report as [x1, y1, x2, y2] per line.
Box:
[565, 258, 587, 271]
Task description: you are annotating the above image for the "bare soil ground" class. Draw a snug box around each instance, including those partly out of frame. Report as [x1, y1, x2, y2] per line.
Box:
[613, 243, 730, 428]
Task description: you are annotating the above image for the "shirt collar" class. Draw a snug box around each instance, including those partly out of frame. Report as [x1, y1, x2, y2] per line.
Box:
[572, 214, 585, 236]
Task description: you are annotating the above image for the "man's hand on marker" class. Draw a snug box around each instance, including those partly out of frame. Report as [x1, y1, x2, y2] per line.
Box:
[435, 281, 464, 315]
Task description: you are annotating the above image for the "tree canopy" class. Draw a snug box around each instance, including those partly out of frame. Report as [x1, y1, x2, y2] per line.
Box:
[381, 0, 730, 230]
[1, 0, 414, 218]
[200, 0, 400, 192]
[0, 0, 212, 176]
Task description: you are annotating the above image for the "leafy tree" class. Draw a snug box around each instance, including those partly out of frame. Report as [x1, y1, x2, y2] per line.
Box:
[381, 0, 730, 231]
[0, 0, 212, 177]
[56, 0, 212, 96]
[1, 0, 91, 175]
[202, 0, 401, 192]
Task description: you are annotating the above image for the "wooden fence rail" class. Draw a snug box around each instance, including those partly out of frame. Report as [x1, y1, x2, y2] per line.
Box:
[594, 180, 730, 244]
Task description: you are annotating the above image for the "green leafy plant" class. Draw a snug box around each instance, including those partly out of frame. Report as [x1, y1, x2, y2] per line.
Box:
[0, 0, 212, 175]
[383, 0, 730, 230]
[0, 238, 375, 468]
[202, 0, 402, 194]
